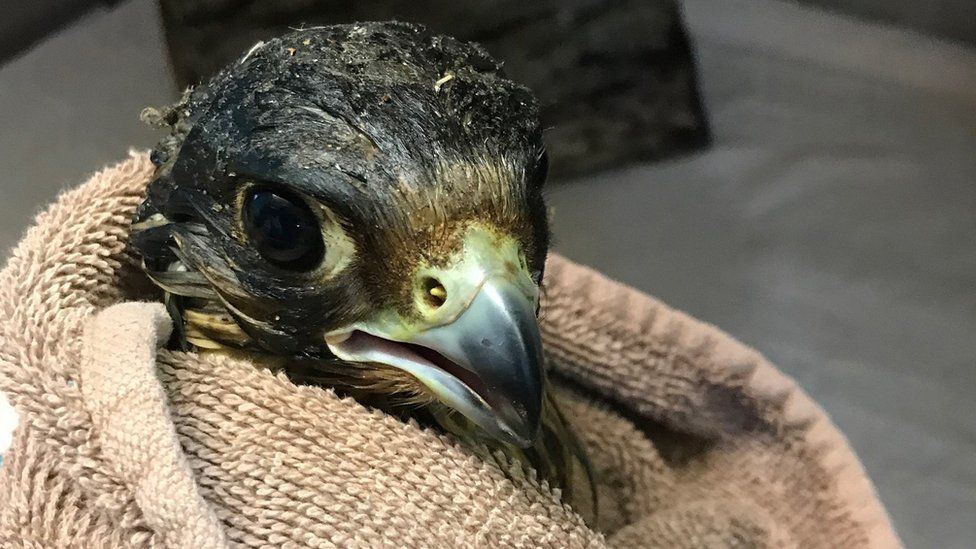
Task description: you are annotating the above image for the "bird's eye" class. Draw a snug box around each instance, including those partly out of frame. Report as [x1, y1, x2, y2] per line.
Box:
[243, 188, 325, 271]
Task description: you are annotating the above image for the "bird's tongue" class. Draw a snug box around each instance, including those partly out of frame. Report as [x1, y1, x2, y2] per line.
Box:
[339, 330, 490, 402]
[399, 338, 491, 400]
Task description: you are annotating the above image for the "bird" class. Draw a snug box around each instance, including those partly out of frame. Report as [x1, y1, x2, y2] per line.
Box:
[130, 21, 596, 522]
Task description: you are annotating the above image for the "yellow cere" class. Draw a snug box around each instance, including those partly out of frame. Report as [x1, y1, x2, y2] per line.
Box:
[328, 222, 538, 345]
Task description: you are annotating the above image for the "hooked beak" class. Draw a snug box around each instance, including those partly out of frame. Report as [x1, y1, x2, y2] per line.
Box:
[326, 229, 545, 447]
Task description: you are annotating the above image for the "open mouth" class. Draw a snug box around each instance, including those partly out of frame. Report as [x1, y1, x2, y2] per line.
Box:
[324, 276, 545, 447]
[337, 330, 492, 405]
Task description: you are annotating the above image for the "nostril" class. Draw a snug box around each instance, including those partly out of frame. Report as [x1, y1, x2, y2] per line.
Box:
[422, 276, 447, 308]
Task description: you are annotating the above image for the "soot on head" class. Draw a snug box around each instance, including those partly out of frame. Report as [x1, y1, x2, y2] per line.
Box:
[131, 21, 550, 354]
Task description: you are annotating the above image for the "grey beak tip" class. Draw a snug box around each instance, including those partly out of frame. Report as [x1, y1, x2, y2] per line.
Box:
[404, 277, 548, 447]
[512, 423, 541, 449]
[495, 394, 543, 448]
[510, 433, 535, 449]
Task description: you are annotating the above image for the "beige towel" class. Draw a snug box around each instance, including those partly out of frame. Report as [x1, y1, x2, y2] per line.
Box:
[0, 153, 900, 548]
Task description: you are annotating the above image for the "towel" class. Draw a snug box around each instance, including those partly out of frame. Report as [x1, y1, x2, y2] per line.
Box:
[0, 153, 900, 548]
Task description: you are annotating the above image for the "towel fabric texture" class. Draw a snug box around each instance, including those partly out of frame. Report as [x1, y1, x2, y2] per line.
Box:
[0, 154, 900, 547]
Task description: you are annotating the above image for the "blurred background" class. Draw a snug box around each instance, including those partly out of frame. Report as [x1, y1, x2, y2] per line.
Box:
[0, 0, 973, 546]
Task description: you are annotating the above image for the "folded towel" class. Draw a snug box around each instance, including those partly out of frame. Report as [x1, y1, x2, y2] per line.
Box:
[0, 153, 900, 547]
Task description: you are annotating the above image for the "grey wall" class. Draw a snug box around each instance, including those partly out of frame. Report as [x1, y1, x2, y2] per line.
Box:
[0, 0, 177, 255]
[797, 0, 975, 44]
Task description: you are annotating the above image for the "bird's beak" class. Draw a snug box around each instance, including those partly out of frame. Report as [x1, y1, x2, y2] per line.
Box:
[325, 228, 544, 447]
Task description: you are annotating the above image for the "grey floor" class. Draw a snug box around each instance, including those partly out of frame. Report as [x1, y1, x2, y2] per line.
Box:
[0, 0, 973, 546]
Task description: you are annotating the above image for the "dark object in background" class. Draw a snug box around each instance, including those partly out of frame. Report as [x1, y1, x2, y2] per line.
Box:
[158, 0, 710, 179]
[0, 0, 119, 63]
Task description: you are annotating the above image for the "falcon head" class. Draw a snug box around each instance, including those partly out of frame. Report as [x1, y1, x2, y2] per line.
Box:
[131, 22, 550, 447]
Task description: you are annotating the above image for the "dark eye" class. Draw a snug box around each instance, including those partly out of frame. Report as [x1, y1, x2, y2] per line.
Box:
[243, 188, 324, 270]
